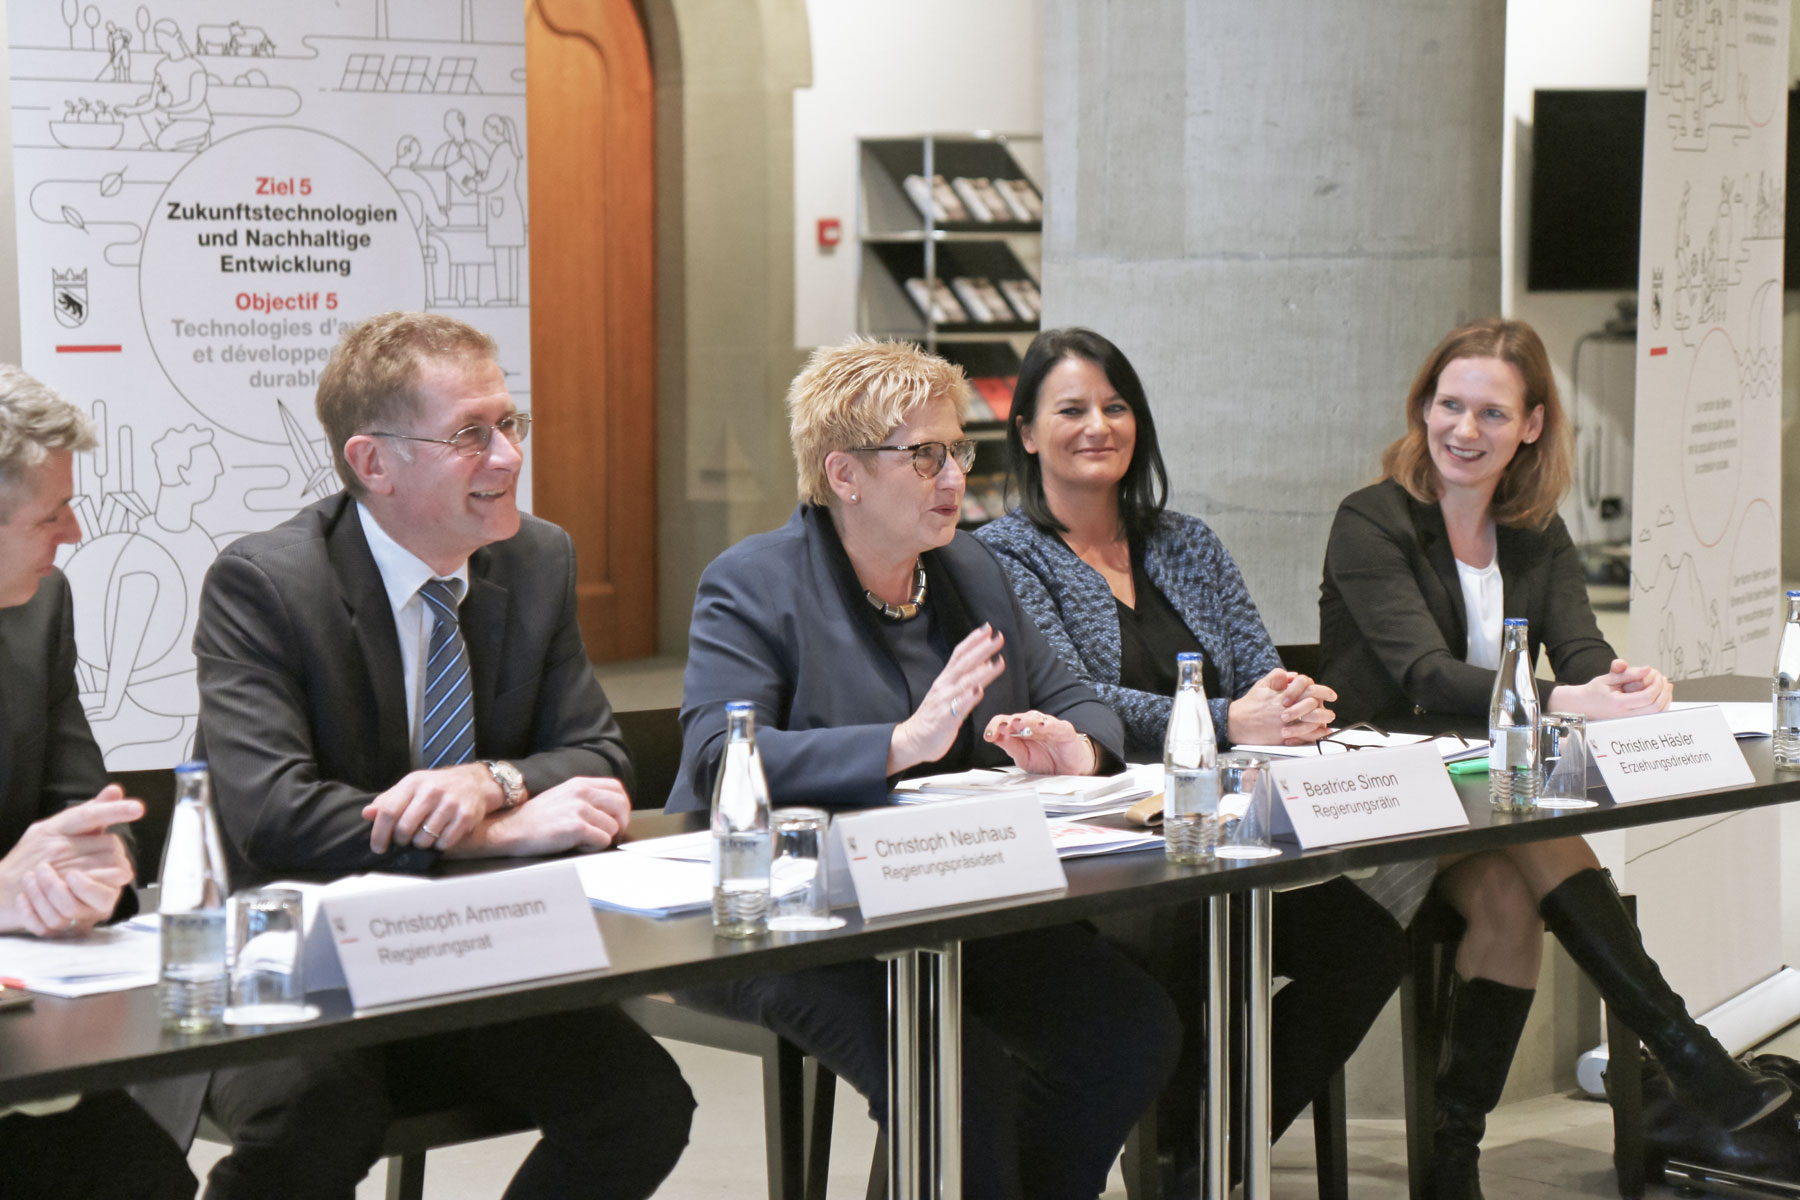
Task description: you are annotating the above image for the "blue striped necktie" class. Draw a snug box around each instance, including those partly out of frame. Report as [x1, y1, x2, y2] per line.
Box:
[418, 578, 476, 768]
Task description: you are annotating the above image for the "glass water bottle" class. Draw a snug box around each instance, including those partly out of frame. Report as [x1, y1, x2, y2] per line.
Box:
[1164, 652, 1220, 863]
[1488, 619, 1541, 812]
[1774, 591, 1800, 769]
[711, 702, 772, 937]
[158, 761, 230, 1032]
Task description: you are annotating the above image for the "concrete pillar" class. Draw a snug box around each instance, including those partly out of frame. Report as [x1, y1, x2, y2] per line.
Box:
[1041, 0, 1506, 642]
[646, 0, 812, 656]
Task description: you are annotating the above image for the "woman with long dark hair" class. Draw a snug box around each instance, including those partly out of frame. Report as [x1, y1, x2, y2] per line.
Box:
[977, 327, 1409, 1183]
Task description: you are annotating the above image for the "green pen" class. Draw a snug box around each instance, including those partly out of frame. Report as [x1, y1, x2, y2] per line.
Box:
[1447, 758, 1489, 775]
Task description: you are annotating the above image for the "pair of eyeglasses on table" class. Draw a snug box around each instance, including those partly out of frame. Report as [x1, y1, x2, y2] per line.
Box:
[1276, 722, 1479, 755]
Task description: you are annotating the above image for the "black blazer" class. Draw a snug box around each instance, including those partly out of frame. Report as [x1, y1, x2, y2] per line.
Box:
[668, 505, 1124, 814]
[1318, 479, 1616, 723]
[194, 493, 631, 887]
[0, 569, 117, 865]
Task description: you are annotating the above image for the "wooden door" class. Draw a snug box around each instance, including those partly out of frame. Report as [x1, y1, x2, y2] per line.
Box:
[525, 0, 657, 660]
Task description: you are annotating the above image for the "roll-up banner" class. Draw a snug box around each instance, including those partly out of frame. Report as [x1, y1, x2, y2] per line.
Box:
[1626, 0, 1789, 1013]
[5, 1, 530, 769]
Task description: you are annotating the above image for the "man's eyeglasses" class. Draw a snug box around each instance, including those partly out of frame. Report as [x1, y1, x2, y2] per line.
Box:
[368, 413, 532, 458]
[850, 439, 977, 479]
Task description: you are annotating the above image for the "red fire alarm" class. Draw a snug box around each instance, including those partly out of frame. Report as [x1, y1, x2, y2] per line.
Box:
[816, 217, 842, 249]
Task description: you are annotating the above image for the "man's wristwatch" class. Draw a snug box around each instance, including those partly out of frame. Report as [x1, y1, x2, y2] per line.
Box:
[483, 760, 524, 809]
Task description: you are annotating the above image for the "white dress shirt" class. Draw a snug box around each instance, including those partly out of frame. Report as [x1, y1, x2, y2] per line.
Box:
[357, 502, 471, 766]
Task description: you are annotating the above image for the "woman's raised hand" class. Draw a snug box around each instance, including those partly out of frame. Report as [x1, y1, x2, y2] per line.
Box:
[1548, 659, 1673, 720]
[1225, 668, 1338, 746]
[888, 625, 1008, 774]
[983, 710, 1099, 775]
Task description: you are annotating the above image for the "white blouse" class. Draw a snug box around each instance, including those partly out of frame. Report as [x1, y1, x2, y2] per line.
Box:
[1456, 554, 1505, 670]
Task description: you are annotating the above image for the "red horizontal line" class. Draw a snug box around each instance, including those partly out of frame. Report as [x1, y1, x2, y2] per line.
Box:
[1648, 346, 1669, 357]
[55, 344, 121, 353]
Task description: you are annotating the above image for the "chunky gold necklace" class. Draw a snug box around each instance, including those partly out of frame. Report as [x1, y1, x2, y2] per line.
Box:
[865, 561, 928, 620]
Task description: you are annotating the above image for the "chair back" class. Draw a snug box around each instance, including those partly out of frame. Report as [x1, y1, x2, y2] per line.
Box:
[1275, 642, 1321, 678]
[617, 706, 683, 810]
[116, 768, 177, 885]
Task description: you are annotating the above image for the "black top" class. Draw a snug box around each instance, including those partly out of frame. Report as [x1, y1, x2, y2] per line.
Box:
[870, 601, 973, 775]
[1114, 543, 1212, 759]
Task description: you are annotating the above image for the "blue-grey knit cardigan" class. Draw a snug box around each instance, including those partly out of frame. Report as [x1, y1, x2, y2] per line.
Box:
[975, 510, 1282, 752]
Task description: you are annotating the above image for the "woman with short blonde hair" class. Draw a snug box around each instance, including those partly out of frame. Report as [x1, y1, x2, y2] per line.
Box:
[669, 337, 1179, 1200]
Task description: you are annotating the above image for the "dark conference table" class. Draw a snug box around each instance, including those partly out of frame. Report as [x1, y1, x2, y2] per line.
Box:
[0, 676, 1792, 1200]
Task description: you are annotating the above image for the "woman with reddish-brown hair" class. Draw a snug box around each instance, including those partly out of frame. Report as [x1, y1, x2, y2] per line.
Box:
[1320, 318, 1788, 1197]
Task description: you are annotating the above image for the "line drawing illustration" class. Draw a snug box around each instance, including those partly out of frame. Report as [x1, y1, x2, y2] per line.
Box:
[10, 0, 532, 768]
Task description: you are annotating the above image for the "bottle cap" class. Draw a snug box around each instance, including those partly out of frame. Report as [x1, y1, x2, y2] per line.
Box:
[1176, 652, 1203, 663]
[1789, 590, 1800, 599]
[724, 701, 753, 714]
[174, 760, 208, 774]
[1503, 618, 1528, 627]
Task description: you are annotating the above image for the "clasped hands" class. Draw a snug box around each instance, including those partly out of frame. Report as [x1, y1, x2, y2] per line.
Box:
[888, 625, 1099, 777]
[1225, 668, 1338, 746]
[363, 764, 631, 857]
[1549, 659, 1672, 720]
[0, 786, 141, 938]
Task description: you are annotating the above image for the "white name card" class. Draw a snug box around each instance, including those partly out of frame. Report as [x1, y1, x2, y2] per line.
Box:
[322, 864, 608, 1010]
[1588, 707, 1753, 804]
[1270, 743, 1469, 849]
[833, 793, 1066, 920]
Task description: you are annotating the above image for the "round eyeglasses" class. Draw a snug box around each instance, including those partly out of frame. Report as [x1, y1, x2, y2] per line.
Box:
[368, 413, 532, 458]
[850, 438, 977, 479]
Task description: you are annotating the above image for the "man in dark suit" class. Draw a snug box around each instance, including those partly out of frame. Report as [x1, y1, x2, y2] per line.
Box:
[0, 366, 195, 1197]
[193, 313, 693, 1200]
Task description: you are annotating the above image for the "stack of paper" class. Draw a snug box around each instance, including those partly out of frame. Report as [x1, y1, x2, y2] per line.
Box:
[573, 853, 713, 917]
[0, 918, 160, 997]
[1047, 821, 1164, 859]
[892, 767, 1153, 818]
[1668, 701, 1773, 738]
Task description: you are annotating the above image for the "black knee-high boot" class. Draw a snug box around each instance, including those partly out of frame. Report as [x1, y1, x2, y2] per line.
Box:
[1430, 976, 1535, 1200]
[1539, 867, 1789, 1131]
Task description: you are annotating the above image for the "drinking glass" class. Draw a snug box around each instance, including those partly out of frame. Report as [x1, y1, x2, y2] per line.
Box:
[223, 887, 319, 1026]
[1214, 753, 1281, 860]
[1539, 712, 1595, 810]
[766, 808, 845, 932]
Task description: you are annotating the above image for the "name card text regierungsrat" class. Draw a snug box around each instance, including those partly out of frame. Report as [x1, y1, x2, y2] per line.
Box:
[323, 863, 608, 1010]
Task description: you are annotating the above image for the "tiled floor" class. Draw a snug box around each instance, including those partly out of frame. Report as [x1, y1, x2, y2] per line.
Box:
[181, 1035, 1728, 1198]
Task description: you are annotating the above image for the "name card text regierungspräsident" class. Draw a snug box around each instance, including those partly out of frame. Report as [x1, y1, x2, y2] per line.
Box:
[832, 793, 1065, 920]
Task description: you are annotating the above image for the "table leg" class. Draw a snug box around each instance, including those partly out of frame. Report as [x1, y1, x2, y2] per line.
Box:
[887, 951, 920, 1200]
[885, 943, 963, 1200]
[1204, 895, 1231, 1200]
[1244, 886, 1273, 1199]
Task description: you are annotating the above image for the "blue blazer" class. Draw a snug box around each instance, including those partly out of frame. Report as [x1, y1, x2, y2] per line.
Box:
[976, 510, 1283, 752]
[668, 505, 1124, 813]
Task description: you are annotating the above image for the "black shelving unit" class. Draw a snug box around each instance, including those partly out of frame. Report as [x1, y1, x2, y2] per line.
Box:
[856, 133, 1043, 526]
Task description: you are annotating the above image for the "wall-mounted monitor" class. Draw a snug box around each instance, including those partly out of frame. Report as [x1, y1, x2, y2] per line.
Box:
[1527, 88, 1796, 292]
